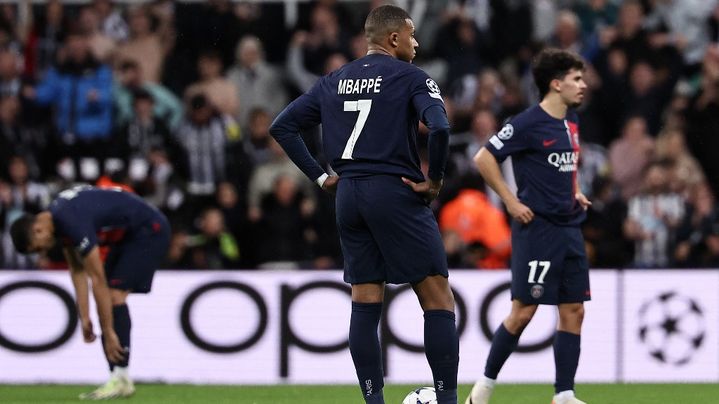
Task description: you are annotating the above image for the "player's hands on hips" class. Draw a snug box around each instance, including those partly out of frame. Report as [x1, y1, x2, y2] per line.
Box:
[402, 177, 442, 203]
[575, 192, 592, 210]
[507, 199, 534, 224]
[322, 175, 339, 194]
[102, 330, 125, 364]
[81, 318, 96, 343]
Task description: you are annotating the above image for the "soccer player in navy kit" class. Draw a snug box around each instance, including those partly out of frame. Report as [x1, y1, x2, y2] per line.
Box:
[466, 49, 592, 404]
[10, 186, 170, 400]
[269, 5, 459, 404]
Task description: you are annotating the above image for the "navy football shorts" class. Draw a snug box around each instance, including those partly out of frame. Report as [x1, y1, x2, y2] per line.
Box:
[336, 175, 448, 285]
[510, 215, 590, 305]
[104, 213, 170, 293]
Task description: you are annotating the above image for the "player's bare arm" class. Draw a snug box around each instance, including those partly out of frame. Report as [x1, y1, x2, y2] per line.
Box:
[575, 192, 592, 210]
[82, 246, 125, 363]
[64, 247, 95, 343]
[474, 147, 534, 224]
[574, 177, 592, 210]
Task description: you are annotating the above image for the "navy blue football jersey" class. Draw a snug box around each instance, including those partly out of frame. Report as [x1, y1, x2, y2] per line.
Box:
[486, 105, 585, 225]
[49, 186, 162, 256]
[280, 53, 445, 182]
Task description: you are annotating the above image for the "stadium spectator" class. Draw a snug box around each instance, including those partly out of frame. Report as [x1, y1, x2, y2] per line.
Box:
[255, 175, 314, 268]
[573, 0, 619, 41]
[439, 176, 511, 269]
[0, 95, 48, 180]
[246, 138, 316, 223]
[624, 161, 685, 268]
[186, 207, 240, 269]
[433, 14, 486, 91]
[582, 176, 630, 268]
[644, 0, 713, 71]
[577, 141, 609, 200]
[549, 10, 585, 56]
[286, 30, 348, 93]
[0, 156, 51, 269]
[215, 181, 246, 255]
[24, 32, 113, 180]
[654, 129, 705, 195]
[114, 88, 186, 183]
[77, 5, 116, 63]
[608, 116, 654, 200]
[674, 182, 717, 267]
[0, 48, 23, 98]
[114, 59, 183, 130]
[175, 94, 240, 209]
[226, 36, 287, 127]
[686, 46, 719, 198]
[243, 107, 274, 167]
[23, 0, 68, 79]
[185, 49, 238, 118]
[115, 4, 166, 84]
[296, 3, 351, 76]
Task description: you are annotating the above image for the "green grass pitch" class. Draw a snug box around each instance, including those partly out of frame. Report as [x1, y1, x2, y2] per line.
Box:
[1, 383, 718, 403]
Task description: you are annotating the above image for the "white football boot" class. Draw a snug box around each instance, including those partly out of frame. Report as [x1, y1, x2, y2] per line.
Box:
[552, 390, 587, 404]
[464, 378, 494, 404]
[79, 374, 135, 400]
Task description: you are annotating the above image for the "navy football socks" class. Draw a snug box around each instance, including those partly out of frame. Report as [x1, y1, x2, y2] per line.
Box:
[424, 310, 459, 404]
[112, 304, 131, 369]
[484, 323, 520, 379]
[554, 331, 581, 393]
[349, 302, 384, 403]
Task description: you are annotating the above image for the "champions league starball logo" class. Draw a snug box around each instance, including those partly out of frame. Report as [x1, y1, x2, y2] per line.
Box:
[425, 78, 441, 95]
[497, 124, 514, 140]
[637, 292, 705, 366]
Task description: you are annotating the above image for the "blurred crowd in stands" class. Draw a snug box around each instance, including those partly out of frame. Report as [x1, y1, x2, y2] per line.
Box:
[1, 0, 718, 270]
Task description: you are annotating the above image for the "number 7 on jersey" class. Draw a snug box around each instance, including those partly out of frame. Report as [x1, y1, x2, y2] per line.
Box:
[342, 99, 372, 159]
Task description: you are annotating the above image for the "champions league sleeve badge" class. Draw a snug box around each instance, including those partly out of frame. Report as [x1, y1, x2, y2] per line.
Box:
[497, 124, 514, 140]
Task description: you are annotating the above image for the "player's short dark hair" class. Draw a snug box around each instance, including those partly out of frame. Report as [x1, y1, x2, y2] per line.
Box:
[10, 213, 36, 254]
[531, 48, 585, 99]
[364, 5, 411, 43]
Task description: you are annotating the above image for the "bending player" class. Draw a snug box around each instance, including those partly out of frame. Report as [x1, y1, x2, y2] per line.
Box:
[11, 185, 170, 400]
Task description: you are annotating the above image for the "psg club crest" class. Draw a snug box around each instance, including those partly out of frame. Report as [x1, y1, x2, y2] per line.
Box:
[530, 284, 544, 299]
[497, 124, 514, 140]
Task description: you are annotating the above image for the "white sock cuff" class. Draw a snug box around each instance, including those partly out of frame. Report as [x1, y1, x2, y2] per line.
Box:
[555, 390, 575, 399]
[112, 367, 129, 378]
[482, 376, 496, 388]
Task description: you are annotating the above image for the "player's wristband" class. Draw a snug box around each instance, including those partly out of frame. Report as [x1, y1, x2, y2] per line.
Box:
[315, 173, 329, 188]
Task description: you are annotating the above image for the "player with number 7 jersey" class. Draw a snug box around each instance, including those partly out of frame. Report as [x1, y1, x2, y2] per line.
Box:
[269, 5, 458, 404]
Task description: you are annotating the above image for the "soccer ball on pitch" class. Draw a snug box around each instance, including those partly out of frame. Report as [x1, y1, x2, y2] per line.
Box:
[402, 387, 437, 404]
